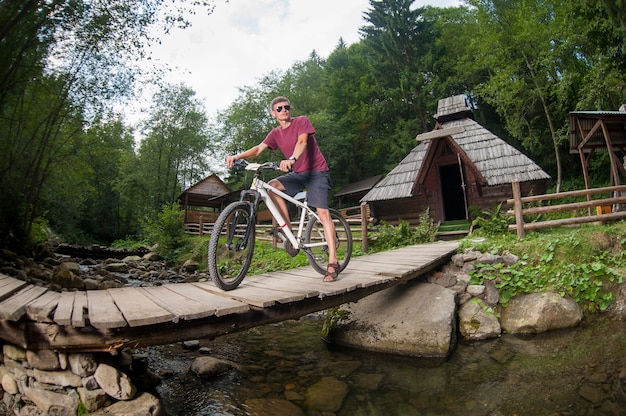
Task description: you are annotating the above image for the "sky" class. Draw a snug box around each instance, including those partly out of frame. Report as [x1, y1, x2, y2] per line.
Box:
[136, 0, 461, 120]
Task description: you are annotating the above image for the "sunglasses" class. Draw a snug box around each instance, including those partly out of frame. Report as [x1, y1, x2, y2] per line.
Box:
[274, 105, 291, 112]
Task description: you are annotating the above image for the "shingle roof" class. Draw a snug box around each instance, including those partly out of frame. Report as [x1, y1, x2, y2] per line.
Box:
[361, 112, 551, 203]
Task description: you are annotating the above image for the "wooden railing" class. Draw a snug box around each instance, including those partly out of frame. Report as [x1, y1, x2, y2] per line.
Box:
[185, 204, 374, 251]
[507, 180, 626, 238]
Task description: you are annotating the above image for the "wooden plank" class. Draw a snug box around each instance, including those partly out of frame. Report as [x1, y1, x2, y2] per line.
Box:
[195, 281, 304, 308]
[25, 291, 60, 322]
[71, 291, 87, 327]
[0, 285, 47, 321]
[274, 270, 351, 298]
[0, 277, 28, 302]
[164, 283, 250, 316]
[139, 285, 218, 321]
[54, 292, 75, 326]
[243, 273, 320, 298]
[107, 287, 175, 327]
[87, 290, 127, 329]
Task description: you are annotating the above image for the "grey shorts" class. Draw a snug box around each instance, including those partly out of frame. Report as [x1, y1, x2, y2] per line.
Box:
[276, 170, 330, 209]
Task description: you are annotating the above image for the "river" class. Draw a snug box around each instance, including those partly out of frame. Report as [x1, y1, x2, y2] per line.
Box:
[141, 313, 626, 415]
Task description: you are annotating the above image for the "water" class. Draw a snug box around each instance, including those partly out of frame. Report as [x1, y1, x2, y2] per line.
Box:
[143, 314, 626, 415]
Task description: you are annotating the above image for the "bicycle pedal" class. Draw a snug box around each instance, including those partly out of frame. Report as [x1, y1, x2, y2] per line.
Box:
[283, 239, 300, 257]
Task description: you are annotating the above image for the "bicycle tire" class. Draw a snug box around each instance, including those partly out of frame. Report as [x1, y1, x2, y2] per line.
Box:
[304, 208, 352, 275]
[208, 202, 255, 291]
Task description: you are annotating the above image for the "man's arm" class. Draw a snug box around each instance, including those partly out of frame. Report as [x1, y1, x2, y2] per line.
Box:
[280, 133, 308, 172]
[226, 143, 269, 168]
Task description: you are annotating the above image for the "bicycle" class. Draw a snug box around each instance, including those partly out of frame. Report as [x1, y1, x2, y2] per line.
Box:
[207, 159, 353, 291]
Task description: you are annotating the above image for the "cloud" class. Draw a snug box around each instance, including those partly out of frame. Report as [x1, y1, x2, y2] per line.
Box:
[135, 0, 459, 120]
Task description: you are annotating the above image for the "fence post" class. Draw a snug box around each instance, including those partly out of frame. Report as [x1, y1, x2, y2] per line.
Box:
[511, 180, 525, 238]
[199, 215, 204, 236]
[361, 203, 368, 253]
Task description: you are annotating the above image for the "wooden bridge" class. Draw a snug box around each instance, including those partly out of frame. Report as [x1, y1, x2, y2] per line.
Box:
[0, 241, 459, 353]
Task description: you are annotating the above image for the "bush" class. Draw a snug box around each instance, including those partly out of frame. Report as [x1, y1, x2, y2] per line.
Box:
[142, 202, 186, 257]
[369, 209, 438, 251]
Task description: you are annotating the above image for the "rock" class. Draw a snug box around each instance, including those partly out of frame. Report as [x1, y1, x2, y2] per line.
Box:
[244, 398, 305, 416]
[77, 387, 110, 412]
[304, 376, 348, 412]
[33, 368, 82, 387]
[27, 349, 60, 370]
[182, 259, 199, 272]
[466, 284, 485, 297]
[191, 357, 234, 378]
[23, 386, 79, 415]
[143, 252, 160, 261]
[325, 282, 457, 357]
[51, 261, 84, 289]
[105, 263, 128, 273]
[89, 392, 164, 416]
[607, 281, 626, 320]
[501, 292, 582, 334]
[69, 353, 98, 377]
[3, 344, 26, 361]
[2, 374, 19, 395]
[458, 299, 501, 341]
[123, 255, 142, 262]
[94, 363, 137, 400]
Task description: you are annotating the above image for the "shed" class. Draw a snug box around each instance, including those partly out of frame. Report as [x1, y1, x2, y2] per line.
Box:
[361, 94, 551, 225]
[569, 108, 626, 188]
[334, 175, 383, 208]
[178, 174, 231, 224]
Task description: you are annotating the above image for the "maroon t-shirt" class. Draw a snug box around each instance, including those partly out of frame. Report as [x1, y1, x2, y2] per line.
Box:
[263, 116, 328, 173]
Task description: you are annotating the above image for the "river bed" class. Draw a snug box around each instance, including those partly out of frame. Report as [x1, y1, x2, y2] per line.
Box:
[142, 314, 626, 415]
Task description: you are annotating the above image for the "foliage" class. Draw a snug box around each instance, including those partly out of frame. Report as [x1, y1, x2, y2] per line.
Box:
[463, 224, 626, 313]
[470, 203, 513, 237]
[322, 307, 351, 338]
[142, 203, 186, 259]
[369, 209, 438, 251]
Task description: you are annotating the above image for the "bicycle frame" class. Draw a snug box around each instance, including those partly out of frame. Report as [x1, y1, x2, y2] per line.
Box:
[241, 163, 326, 251]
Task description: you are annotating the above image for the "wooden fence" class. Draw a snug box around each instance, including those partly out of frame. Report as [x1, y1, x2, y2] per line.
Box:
[184, 204, 374, 251]
[507, 180, 626, 238]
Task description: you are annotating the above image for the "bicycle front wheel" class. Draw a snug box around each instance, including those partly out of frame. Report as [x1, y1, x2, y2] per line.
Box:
[304, 208, 352, 275]
[208, 202, 255, 291]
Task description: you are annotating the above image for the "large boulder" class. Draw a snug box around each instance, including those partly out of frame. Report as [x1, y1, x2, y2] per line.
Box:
[324, 282, 457, 357]
[500, 292, 582, 334]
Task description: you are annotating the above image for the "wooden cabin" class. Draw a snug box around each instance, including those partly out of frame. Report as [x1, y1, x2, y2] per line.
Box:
[361, 94, 551, 225]
[178, 174, 231, 225]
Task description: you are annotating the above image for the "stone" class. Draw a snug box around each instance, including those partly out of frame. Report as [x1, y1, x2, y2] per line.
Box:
[190, 357, 234, 377]
[458, 299, 501, 341]
[23, 387, 79, 415]
[501, 292, 582, 334]
[77, 387, 110, 412]
[33, 368, 82, 387]
[88, 392, 163, 416]
[2, 374, 19, 395]
[105, 263, 128, 273]
[4, 345, 26, 362]
[304, 376, 348, 412]
[143, 252, 161, 261]
[27, 349, 60, 371]
[325, 282, 457, 357]
[466, 284, 485, 297]
[68, 353, 98, 377]
[51, 261, 85, 289]
[182, 259, 199, 272]
[244, 398, 305, 416]
[94, 364, 137, 400]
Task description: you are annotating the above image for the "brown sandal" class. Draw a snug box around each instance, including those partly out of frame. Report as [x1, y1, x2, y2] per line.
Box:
[324, 262, 340, 282]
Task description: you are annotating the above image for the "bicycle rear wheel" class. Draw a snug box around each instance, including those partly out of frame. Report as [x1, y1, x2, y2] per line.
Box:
[208, 202, 255, 291]
[304, 208, 352, 275]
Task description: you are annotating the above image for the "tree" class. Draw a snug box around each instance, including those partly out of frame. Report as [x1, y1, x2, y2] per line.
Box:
[136, 84, 212, 218]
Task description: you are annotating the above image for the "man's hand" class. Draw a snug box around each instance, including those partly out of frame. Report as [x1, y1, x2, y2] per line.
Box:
[226, 155, 238, 168]
[279, 158, 296, 172]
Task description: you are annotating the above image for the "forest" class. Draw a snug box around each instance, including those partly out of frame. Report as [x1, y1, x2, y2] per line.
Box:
[0, 0, 624, 251]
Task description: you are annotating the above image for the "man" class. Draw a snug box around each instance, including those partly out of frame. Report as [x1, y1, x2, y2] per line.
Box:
[226, 96, 339, 282]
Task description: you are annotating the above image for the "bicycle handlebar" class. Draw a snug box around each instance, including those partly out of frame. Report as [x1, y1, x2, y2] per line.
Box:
[233, 159, 280, 171]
